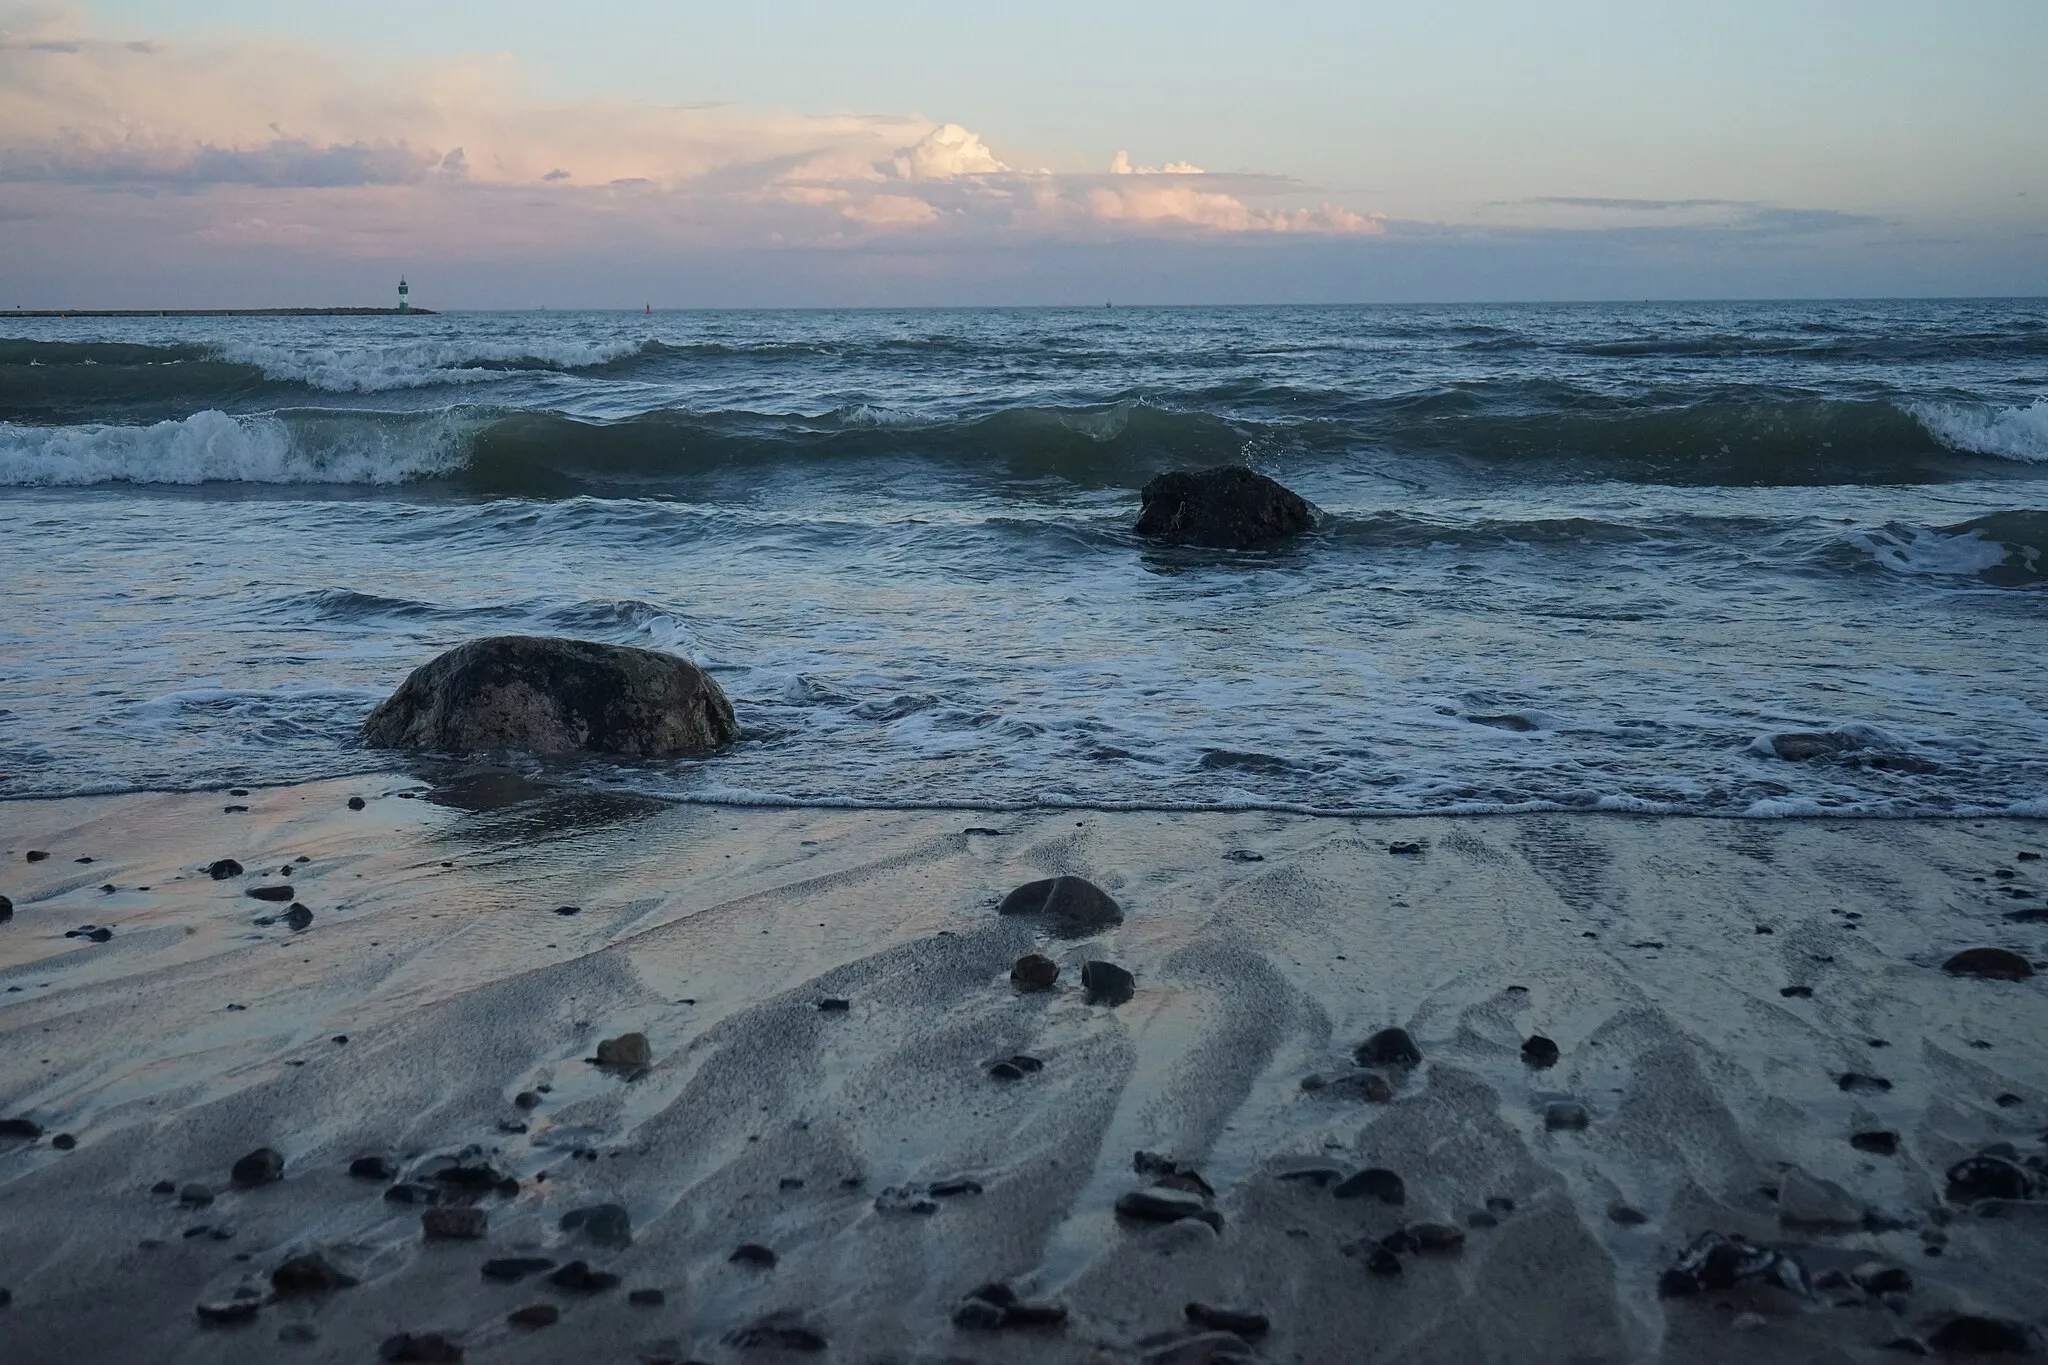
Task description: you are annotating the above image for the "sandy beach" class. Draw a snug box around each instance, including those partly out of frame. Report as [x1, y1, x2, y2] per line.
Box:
[2, 777, 2043, 1363]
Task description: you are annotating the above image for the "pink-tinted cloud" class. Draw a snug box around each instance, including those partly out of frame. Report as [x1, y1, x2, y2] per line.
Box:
[0, 3, 1382, 257]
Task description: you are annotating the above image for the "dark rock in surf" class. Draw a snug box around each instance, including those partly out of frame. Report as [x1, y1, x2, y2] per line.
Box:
[283, 903, 313, 930]
[271, 1251, 358, 1295]
[1011, 953, 1060, 989]
[231, 1147, 284, 1186]
[592, 1033, 651, 1070]
[1133, 466, 1316, 548]
[548, 1260, 620, 1293]
[195, 1299, 261, 1326]
[1521, 1035, 1560, 1069]
[1852, 1130, 1900, 1156]
[0, 1117, 43, 1140]
[1927, 1317, 2034, 1355]
[379, 1332, 464, 1362]
[359, 635, 737, 757]
[1185, 1303, 1269, 1338]
[1769, 732, 1860, 761]
[506, 1304, 557, 1329]
[207, 859, 244, 880]
[1355, 1027, 1422, 1068]
[1946, 1154, 2035, 1204]
[348, 1155, 396, 1181]
[25, 851, 49, 862]
[1116, 1187, 1223, 1230]
[730, 1242, 777, 1268]
[1082, 960, 1135, 1005]
[560, 1202, 632, 1248]
[481, 1257, 555, 1283]
[1334, 1168, 1406, 1205]
[627, 1287, 664, 1306]
[997, 876, 1122, 936]
[421, 1207, 486, 1240]
[0, 895, 10, 923]
[246, 885, 294, 902]
[1942, 947, 2033, 981]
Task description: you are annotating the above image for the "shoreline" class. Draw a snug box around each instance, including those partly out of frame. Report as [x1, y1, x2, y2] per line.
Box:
[2, 778, 2044, 1362]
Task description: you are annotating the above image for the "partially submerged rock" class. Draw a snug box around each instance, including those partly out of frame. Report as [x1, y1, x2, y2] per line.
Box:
[1942, 947, 2034, 981]
[230, 1147, 284, 1187]
[1658, 1231, 1808, 1299]
[593, 1032, 652, 1070]
[359, 635, 738, 758]
[997, 876, 1122, 936]
[1133, 467, 1317, 548]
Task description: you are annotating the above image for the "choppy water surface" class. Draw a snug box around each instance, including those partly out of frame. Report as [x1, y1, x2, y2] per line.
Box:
[2, 301, 2044, 816]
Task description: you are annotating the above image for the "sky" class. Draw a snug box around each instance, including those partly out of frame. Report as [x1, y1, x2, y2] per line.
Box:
[3, 0, 2046, 307]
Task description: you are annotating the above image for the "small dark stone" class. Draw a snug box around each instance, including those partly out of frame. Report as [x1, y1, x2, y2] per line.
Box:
[547, 1260, 620, 1293]
[1081, 960, 1135, 1005]
[1116, 1187, 1221, 1229]
[1994, 1093, 2023, 1108]
[231, 1147, 285, 1186]
[1521, 1035, 1560, 1069]
[379, 1332, 464, 1362]
[1223, 849, 1264, 862]
[1608, 1203, 1648, 1226]
[514, 1090, 541, 1110]
[347, 796, 366, 810]
[1388, 840, 1425, 855]
[1855, 1264, 1913, 1295]
[179, 1183, 214, 1206]
[48, 1132, 75, 1150]
[1365, 1246, 1403, 1276]
[1002, 1300, 1069, 1328]
[224, 805, 248, 813]
[1010, 953, 1060, 989]
[816, 997, 850, 1012]
[151, 1179, 176, 1194]
[1545, 1100, 1591, 1130]
[989, 1061, 1026, 1081]
[1780, 985, 1813, 998]
[559, 1202, 632, 1248]
[1355, 1027, 1422, 1067]
[1467, 1210, 1499, 1228]
[26, 850, 48, 862]
[931, 1177, 983, 1197]
[726, 1317, 827, 1352]
[552, 905, 581, 916]
[1333, 1168, 1406, 1205]
[1946, 1154, 2034, 1204]
[0, 1117, 43, 1140]
[1942, 947, 2034, 981]
[729, 1243, 777, 1267]
[195, 1300, 260, 1326]
[74, 855, 93, 863]
[628, 1288, 665, 1306]
[272, 1252, 358, 1295]
[425, 1157, 508, 1189]
[593, 1033, 651, 1069]
[1185, 1303, 1269, 1337]
[481, 1257, 555, 1282]
[1408, 1222, 1466, 1252]
[85, 926, 111, 942]
[0, 895, 10, 923]
[1927, 1317, 2032, 1354]
[508, 1303, 558, 1328]
[1838, 1072, 1893, 1093]
[348, 1155, 397, 1181]
[207, 859, 244, 880]
[952, 1299, 1008, 1331]
[1852, 1130, 1900, 1156]
[421, 1207, 486, 1240]
[246, 885, 295, 903]
[283, 903, 313, 931]
[997, 875, 1123, 936]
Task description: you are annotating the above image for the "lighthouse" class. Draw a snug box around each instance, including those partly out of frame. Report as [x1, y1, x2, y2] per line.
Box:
[398, 277, 411, 312]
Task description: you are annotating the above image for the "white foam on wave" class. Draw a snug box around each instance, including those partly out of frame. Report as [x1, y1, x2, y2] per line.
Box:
[1850, 522, 2015, 578]
[0, 409, 472, 486]
[1911, 396, 2048, 463]
[216, 336, 649, 393]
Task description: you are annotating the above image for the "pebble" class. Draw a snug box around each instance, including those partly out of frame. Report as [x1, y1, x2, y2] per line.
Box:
[1273, 1158, 1346, 1187]
[1363, 1245, 1403, 1276]
[1010, 953, 1060, 990]
[1388, 840, 1424, 855]
[1852, 1130, 1900, 1156]
[47, 1132, 73, 1150]
[996, 875, 1123, 935]
[1185, 1303, 1269, 1337]
[1838, 1072, 1893, 1093]
[1521, 1035, 1560, 1069]
[246, 885, 295, 902]
[379, 1332, 464, 1362]
[481, 1257, 555, 1282]
[384, 1183, 440, 1207]
[0, 1118, 43, 1140]
[1608, 1203, 1648, 1226]
[725, 1316, 827, 1352]
[513, 1090, 542, 1110]
[1854, 1263, 1913, 1295]
[195, 1300, 260, 1326]
[1927, 1317, 2032, 1354]
[25, 850, 48, 862]
[1946, 1154, 2034, 1204]
[952, 1283, 1068, 1330]
[282, 904, 313, 931]
[1116, 1187, 1223, 1230]
[207, 859, 244, 880]
[271, 1252, 358, 1295]
[1355, 1027, 1422, 1067]
[1942, 947, 2034, 981]
[231, 1147, 285, 1186]
[628, 1288, 665, 1307]
[0, 896, 10, 923]
[1780, 985, 1813, 998]
[347, 796, 366, 810]
[151, 1179, 176, 1194]
[989, 1055, 1044, 1080]
[1406, 1222, 1467, 1252]
[421, 1207, 487, 1240]
[559, 1202, 633, 1247]
[547, 1260, 621, 1293]
[873, 1185, 939, 1215]
[1081, 959, 1135, 1005]
[593, 1032, 652, 1069]
[816, 997, 850, 1011]
[730, 1243, 777, 1267]
[507, 1304, 558, 1328]
[1223, 849, 1264, 862]
[1333, 1168, 1406, 1204]
[1544, 1100, 1591, 1131]
[180, 1183, 215, 1206]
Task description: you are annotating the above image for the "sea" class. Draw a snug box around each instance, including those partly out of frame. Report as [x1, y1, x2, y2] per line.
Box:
[2, 300, 2044, 818]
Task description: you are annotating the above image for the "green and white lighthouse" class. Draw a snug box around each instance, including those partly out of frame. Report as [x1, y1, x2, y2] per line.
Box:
[397, 277, 410, 312]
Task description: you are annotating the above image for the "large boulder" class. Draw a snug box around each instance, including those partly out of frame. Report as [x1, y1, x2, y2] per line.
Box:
[1133, 466, 1316, 548]
[360, 635, 737, 757]
[997, 876, 1122, 937]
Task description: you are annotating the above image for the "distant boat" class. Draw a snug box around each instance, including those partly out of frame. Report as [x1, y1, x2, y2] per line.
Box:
[645, 303, 651, 315]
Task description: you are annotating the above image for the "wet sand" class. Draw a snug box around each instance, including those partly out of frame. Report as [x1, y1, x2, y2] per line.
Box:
[2, 778, 2044, 1363]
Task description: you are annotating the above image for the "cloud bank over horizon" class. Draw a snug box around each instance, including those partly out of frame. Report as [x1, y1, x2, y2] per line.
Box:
[2, 1, 2043, 306]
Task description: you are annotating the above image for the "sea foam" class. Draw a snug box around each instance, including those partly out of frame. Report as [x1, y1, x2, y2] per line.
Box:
[0, 409, 472, 485]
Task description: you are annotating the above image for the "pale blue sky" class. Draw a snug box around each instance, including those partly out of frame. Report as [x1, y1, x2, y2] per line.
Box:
[7, 1, 2047, 304]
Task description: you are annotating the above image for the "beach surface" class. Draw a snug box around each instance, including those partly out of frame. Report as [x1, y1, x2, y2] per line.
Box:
[2, 779, 2044, 1363]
